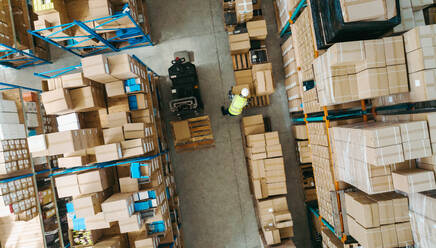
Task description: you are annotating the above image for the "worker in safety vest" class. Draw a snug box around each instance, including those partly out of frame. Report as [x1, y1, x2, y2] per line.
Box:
[221, 88, 249, 116]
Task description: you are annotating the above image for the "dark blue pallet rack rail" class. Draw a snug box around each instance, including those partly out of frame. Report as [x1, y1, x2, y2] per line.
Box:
[279, 0, 307, 37]
[29, 11, 153, 58]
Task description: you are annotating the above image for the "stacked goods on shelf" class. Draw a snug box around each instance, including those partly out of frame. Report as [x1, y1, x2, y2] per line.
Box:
[282, 37, 302, 113]
[344, 190, 414, 248]
[273, 0, 297, 33]
[408, 190, 436, 247]
[224, 0, 273, 107]
[292, 125, 317, 202]
[241, 115, 294, 246]
[32, 0, 150, 53]
[313, 37, 408, 106]
[28, 53, 183, 248]
[331, 121, 434, 194]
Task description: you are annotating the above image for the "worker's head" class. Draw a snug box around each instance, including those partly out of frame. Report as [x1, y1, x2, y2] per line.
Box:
[241, 88, 249, 97]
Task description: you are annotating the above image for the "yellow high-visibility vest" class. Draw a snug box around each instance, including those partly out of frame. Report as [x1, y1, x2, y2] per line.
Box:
[228, 95, 248, 115]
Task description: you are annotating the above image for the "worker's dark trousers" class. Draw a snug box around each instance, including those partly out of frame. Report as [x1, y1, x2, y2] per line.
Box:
[221, 106, 236, 116]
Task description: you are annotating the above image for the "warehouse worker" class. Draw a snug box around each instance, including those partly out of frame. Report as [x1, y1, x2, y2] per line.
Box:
[221, 87, 249, 116]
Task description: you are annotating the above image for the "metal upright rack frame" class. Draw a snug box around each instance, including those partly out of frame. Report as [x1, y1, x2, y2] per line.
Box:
[29, 11, 153, 58]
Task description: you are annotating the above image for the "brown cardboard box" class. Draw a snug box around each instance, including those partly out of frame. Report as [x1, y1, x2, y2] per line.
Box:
[387, 64, 409, 94]
[55, 174, 80, 198]
[263, 227, 280, 245]
[119, 213, 143, 233]
[355, 39, 386, 72]
[101, 193, 134, 222]
[108, 96, 130, 113]
[408, 69, 436, 101]
[242, 115, 264, 135]
[105, 81, 126, 98]
[232, 84, 252, 97]
[123, 123, 145, 139]
[70, 85, 105, 112]
[235, 0, 253, 23]
[367, 193, 395, 225]
[121, 139, 145, 158]
[78, 168, 112, 194]
[345, 191, 380, 228]
[59, 72, 90, 89]
[130, 94, 147, 110]
[41, 88, 73, 115]
[95, 143, 122, 163]
[246, 133, 265, 147]
[380, 224, 399, 248]
[235, 69, 253, 86]
[73, 189, 111, 218]
[409, 190, 436, 221]
[384, 192, 410, 223]
[131, 110, 151, 124]
[402, 139, 432, 160]
[392, 168, 436, 193]
[397, 120, 429, 142]
[88, 0, 113, 19]
[106, 112, 130, 128]
[254, 70, 274, 96]
[247, 20, 267, 40]
[347, 215, 383, 248]
[58, 156, 88, 168]
[119, 177, 139, 193]
[229, 33, 250, 54]
[328, 41, 365, 66]
[292, 125, 307, 140]
[47, 77, 63, 91]
[357, 67, 389, 99]
[46, 130, 83, 155]
[82, 55, 118, 83]
[108, 54, 138, 80]
[103, 127, 125, 144]
[395, 222, 414, 247]
[266, 144, 283, 158]
[84, 212, 111, 230]
[172, 121, 191, 144]
[383, 36, 406, 66]
[340, 0, 387, 22]
[407, 46, 436, 73]
[404, 25, 436, 53]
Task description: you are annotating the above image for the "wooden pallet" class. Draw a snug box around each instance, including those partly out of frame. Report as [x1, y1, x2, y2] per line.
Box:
[173, 115, 215, 152]
[247, 95, 270, 108]
[232, 53, 252, 71]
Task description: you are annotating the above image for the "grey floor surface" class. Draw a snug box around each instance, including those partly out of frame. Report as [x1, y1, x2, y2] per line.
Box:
[3, 0, 312, 247]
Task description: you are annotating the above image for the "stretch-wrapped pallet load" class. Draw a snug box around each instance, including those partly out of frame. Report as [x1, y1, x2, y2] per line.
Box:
[330, 121, 435, 195]
[282, 36, 303, 113]
[241, 115, 294, 245]
[345, 190, 414, 248]
[408, 190, 436, 248]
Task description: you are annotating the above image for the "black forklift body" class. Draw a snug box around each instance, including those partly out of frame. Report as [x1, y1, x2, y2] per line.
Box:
[168, 58, 204, 118]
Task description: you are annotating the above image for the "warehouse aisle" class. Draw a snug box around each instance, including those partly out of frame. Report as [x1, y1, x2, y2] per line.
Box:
[1, 0, 311, 247]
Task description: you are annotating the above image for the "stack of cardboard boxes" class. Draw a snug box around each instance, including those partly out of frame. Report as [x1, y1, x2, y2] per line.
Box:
[393, 0, 432, 33]
[241, 115, 293, 245]
[313, 37, 408, 106]
[408, 189, 436, 247]
[282, 36, 303, 112]
[274, 0, 297, 32]
[345, 191, 413, 248]
[0, 176, 38, 221]
[331, 121, 433, 194]
[226, 1, 274, 102]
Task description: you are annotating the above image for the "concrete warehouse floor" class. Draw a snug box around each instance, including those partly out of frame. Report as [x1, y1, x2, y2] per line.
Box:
[2, 0, 312, 247]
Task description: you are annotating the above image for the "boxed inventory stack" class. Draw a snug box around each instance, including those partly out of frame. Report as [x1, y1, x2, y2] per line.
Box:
[282, 36, 303, 113]
[30, 53, 184, 248]
[408, 190, 436, 247]
[241, 115, 295, 246]
[223, 0, 274, 108]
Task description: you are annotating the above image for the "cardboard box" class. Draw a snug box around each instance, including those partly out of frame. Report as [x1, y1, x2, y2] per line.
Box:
[101, 193, 134, 222]
[58, 156, 87, 168]
[118, 213, 143, 233]
[408, 189, 436, 221]
[263, 227, 280, 245]
[395, 222, 414, 247]
[383, 36, 406, 66]
[235, 0, 253, 23]
[347, 215, 383, 248]
[254, 70, 274, 96]
[392, 168, 436, 193]
[246, 134, 265, 147]
[56, 113, 83, 131]
[108, 54, 138, 80]
[328, 41, 365, 66]
[355, 39, 386, 72]
[73, 190, 111, 218]
[357, 67, 389, 99]
[84, 212, 111, 230]
[404, 25, 436, 53]
[123, 123, 145, 139]
[407, 46, 436, 73]
[398, 121, 429, 142]
[242, 115, 265, 135]
[77, 169, 112, 194]
[380, 224, 399, 248]
[172, 120, 191, 144]
[292, 125, 307, 140]
[70, 85, 105, 112]
[61, 72, 91, 89]
[340, 0, 388, 22]
[402, 139, 432, 160]
[121, 139, 145, 158]
[94, 143, 122, 163]
[27, 135, 48, 154]
[41, 88, 72, 115]
[108, 96, 130, 113]
[55, 174, 80, 198]
[387, 64, 409, 94]
[131, 110, 151, 124]
[119, 177, 139, 193]
[103, 127, 125, 144]
[105, 81, 126, 98]
[235, 70, 253, 86]
[46, 130, 84, 156]
[106, 112, 130, 128]
[408, 69, 436, 101]
[247, 20, 267, 40]
[128, 94, 147, 110]
[81, 55, 118, 83]
[229, 33, 250, 54]
[345, 191, 380, 228]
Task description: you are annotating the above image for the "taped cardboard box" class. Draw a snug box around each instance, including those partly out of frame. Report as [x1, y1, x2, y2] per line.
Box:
[60, 72, 91, 89]
[254, 70, 274, 96]
[235, 69, 253, 86]
[383, 36, 406, 66]
[119, 213, 143, 233]
[103, 127, 125, 144]
[119, 177, 139, 193]
[229, 33, 250, 54]
[108, 96, 130, 114]
[101, 193, 134, 222]
[73, 189, 112, 218]
[121, 139, 146, 158]
[402, 139, 432, 160]
[387, 64, 409, 94]
[408, 69, 436, 101]
[82, 54, 118, 83]
[58, 156, 88, 168]
[131, 109, 152, 124]
[404, 24, 436, 53]
[355, 39, 386, 73]
[340, 0, 388, 22]
[78, 168, 112, 195]
[106, 112, 130, 128]
[392, 168, 436, 193]
[70, 85, 105, 112]
[395, 222, 414, 247]
[108, 54, 138, 80]
[247, 20, 267, 40]
[94, 143, 122, 163]
[345, 191, 380, 228]
[347, 215, 383, 248]
[41, 88, 72, 115]
[327, 41, 365, 66]
[242, 114, 265, 135]
[46, 130, 84, 156]
[407, 46, 436, 73]
[356, 67, 389, 99]
[105, 81, 126, 98]
[55, 174, 80, 198]
[235, 0, 253, 23]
